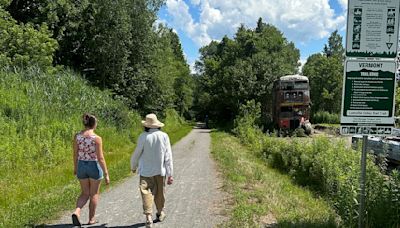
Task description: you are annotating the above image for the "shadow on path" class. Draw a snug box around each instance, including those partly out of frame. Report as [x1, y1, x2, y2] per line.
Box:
[34, 220, 162, 228]
[30, 224, 75, 228]
[31, 223, 107, 228]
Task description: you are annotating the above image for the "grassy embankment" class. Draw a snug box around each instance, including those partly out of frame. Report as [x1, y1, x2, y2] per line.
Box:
[211, 132, 339, 228]
[0, 68, 192, 227]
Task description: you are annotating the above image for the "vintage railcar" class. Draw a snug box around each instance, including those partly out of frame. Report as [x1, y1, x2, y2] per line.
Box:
[272, 75, 312, 135]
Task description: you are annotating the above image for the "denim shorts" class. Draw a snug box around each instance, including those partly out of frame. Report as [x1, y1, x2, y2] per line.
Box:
[77, 160, 104, 180]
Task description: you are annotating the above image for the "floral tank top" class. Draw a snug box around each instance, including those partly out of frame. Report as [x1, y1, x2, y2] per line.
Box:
[77, 133, 98, 161]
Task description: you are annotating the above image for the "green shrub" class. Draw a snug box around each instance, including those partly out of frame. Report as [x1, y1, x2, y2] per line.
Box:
[0, 8, 58, 69]
[233, 100, 263, 151]
[313, 111, 340, 124]
[235, 118, 400, 227]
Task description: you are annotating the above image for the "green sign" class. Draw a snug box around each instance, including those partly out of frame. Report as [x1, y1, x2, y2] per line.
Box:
[340, 60, 396, 135]
[346, 0, 400, 58]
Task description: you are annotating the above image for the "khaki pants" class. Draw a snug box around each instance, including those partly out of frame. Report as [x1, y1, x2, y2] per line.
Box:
[139, 175, 165, 215]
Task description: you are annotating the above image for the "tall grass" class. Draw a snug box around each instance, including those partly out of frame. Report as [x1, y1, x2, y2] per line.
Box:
[211, 132, 339, 227]
[233, 103, 400, 227]
[0, 68, 191, 227]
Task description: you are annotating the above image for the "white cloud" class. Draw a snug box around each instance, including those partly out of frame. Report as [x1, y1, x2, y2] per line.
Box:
[338, 0, 348, 10]
[299, 58, 308, 74]
[190, 0, 201, 6]
[165, 0, 347, 48]
[166, 0, 212, 46]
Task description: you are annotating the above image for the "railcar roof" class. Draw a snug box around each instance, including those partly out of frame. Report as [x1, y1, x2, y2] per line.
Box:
[280, 75, 309, 81]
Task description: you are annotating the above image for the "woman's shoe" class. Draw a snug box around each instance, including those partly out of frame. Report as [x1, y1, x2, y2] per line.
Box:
[71, 213, 81, 227]
[88, 220, 99, 225]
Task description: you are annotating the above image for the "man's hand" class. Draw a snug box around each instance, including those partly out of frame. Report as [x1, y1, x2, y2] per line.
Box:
[167, 176, 174, 185]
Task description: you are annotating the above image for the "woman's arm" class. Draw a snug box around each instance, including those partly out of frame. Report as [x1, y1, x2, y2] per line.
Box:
[95, 136, 110, 185]
[73, 135, 78, 175]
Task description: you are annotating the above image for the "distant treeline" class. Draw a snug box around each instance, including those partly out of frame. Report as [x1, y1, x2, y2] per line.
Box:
[194, 18, 300, 124]
[194, 19, 346, 126]
[0, 0, 194, 117]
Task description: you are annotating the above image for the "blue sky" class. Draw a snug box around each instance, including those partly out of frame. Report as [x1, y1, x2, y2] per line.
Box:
[158, 0, 348, 71]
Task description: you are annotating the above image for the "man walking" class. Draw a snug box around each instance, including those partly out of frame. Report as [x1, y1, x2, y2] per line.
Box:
[131, 113, 174, 228]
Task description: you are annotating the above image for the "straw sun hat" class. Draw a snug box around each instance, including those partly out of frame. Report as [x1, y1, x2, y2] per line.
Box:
[142, 113, 165, 128]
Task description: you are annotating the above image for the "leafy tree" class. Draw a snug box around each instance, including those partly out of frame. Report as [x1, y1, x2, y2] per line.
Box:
[323, 30, 344, 58]
[0, 7, 58, 68]
[195, 18, 300, 123]
[76, 0, 132, 90]
[7, 0, 90, 65]
[4, 0, 195, 119]
[142, 25, 193, 116]
[303, 31, 344, 116]
[174, 74, 194, 118]
[0, 0, 11, 7]
[303, 54, 343, 114]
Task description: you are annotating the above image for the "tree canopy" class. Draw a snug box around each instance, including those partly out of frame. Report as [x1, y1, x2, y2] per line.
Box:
[195, 18, 300, 123]
[0, 7, 57, 68]
[302, 30, 344, 115]
[2, 0, 194, 117]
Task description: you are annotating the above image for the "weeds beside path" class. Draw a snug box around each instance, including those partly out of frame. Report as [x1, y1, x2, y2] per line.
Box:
[211, 131, 339, 228]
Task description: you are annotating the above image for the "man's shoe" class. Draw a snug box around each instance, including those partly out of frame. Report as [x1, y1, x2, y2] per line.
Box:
[145, 220, 153, 228]
[145, 214, 153, 228]
[157, 211, 166, 222]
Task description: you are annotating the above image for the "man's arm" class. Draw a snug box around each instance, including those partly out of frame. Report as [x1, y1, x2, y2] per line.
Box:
[164, 134, 174, 184]
[131, 134, 145, 172]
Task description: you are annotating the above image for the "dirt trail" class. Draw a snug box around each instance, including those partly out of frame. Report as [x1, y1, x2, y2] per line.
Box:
[47, 126, 226, 228]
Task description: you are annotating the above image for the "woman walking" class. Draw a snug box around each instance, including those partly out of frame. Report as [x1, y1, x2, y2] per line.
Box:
[72, 113, 110, 226]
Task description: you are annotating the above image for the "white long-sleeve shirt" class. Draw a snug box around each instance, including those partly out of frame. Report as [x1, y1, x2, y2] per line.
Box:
[130, 129, 173, 177]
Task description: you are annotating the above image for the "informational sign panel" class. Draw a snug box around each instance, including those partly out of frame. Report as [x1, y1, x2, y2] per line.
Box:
[340, 60, 396, 135]
[346, 0, 400, 58]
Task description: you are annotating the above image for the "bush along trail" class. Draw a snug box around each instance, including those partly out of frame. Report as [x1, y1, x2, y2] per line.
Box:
[211, 131, 339, 227]
[225, 101, 400, 227]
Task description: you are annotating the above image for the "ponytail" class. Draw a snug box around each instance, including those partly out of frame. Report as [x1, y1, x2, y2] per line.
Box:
[82, 113, 97, 129]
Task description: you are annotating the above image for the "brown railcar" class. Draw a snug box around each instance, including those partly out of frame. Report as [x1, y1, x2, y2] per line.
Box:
[272, 75, 312, 134]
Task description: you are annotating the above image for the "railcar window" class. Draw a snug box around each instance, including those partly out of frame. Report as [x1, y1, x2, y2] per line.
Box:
[280, 107, 292, 117]
[281, 107, 292, 112]
[293, 81, 308, 89]
[280, 82, 293, 90]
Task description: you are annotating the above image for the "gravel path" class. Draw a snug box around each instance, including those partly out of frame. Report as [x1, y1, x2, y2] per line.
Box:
[46, 126, 226, 228]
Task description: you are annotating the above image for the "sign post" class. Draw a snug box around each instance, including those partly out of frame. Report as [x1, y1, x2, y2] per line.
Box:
[342, 1, 400, 227]
[359, 135, 368, 228]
